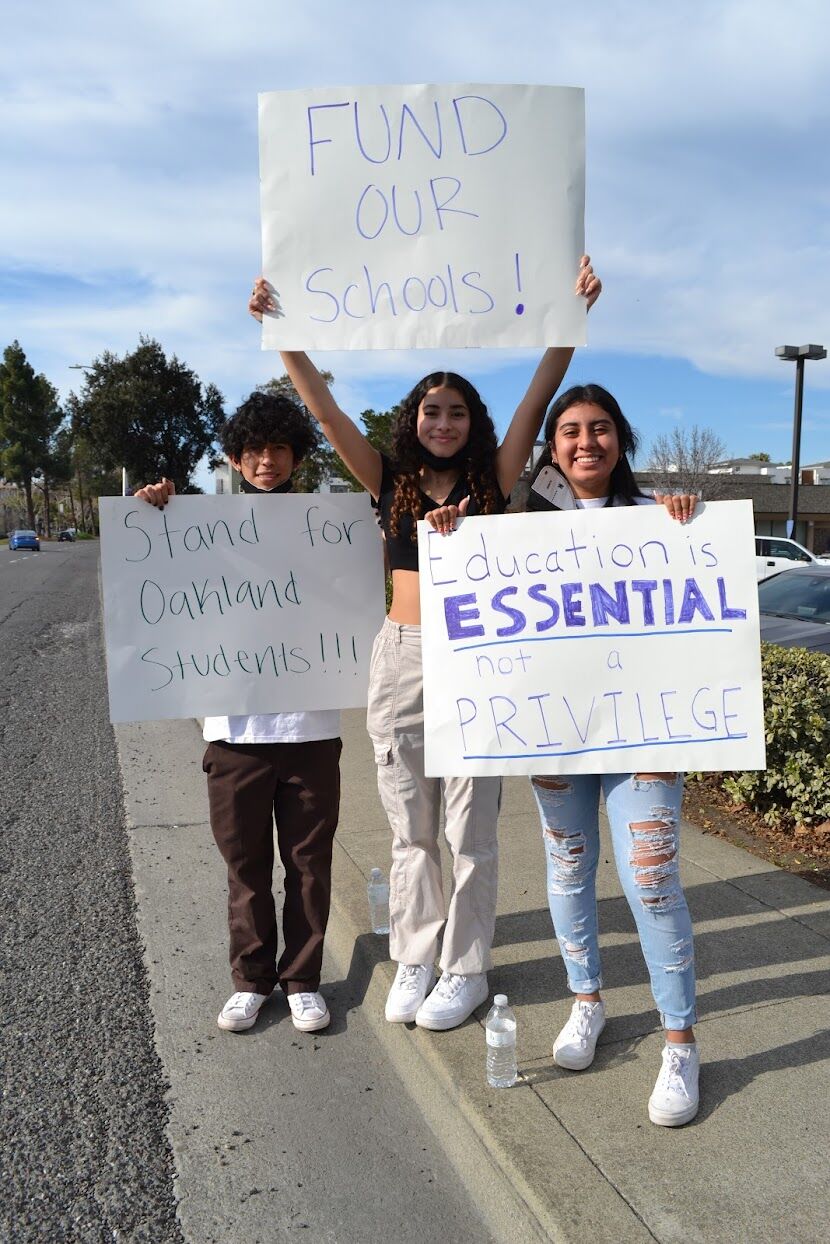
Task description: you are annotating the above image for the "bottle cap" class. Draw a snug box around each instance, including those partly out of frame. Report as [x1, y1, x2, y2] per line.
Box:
[494, 994, 508, 1007]
[369, 867, 382, 879]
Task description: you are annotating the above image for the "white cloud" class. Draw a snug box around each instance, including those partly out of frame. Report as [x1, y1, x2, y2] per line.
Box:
[2, 0, 829, 413]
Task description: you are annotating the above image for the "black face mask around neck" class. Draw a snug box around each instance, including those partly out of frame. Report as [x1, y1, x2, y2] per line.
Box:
[239, 476, 293, 494]
[418, 446, 469, 473]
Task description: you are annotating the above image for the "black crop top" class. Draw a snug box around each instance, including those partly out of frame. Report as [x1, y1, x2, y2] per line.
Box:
[374, 453, 507, 572]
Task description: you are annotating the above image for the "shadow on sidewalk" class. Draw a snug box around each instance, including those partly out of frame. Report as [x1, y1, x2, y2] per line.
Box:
[696, 1028, 830, 1121]
[494, 918, 825, 1012]
[519, 1024, 830, 1119]
[494, 870, 828, 947]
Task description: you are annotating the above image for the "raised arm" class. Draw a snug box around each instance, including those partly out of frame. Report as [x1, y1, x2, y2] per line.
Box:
[249, 279, 383, 497]
[494, 256, 601, 497]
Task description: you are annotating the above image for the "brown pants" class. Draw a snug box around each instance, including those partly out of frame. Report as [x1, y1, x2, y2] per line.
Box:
[202, 738, 341, 996]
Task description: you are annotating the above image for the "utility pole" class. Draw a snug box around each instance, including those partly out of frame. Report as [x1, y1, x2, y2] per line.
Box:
[775, 344, 826, 539]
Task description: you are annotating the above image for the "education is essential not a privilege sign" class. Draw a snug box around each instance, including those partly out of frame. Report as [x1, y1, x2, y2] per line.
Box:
[418, 501, 766, 777]
[99, 494, 386, 722]
[258, 83, 585, 351]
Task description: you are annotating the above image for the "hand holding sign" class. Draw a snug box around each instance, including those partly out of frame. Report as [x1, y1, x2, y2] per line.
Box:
[258, 83, 586, 350]
[425, 494, 470, 536]
[418, 502, 765, 777]
[99, 493, 386, 722]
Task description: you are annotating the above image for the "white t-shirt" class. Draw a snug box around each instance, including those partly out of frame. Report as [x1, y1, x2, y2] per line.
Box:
[575, 495, 656, 508]
[203, 711, 341, 744]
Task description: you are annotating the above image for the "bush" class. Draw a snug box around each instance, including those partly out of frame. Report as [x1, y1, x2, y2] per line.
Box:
[711, 642, 830, 828]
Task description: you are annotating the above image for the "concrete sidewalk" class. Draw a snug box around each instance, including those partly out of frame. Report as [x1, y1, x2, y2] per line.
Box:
[118, 709, 830, 1243]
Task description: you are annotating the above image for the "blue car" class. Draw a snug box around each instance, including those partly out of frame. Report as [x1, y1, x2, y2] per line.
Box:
[8, 529, 40, 551]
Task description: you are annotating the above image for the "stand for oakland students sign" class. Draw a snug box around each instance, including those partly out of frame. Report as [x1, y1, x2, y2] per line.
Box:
[99, 494, 385, 722]
[418, 501, 766, 776]
[258, 83, 585, 351]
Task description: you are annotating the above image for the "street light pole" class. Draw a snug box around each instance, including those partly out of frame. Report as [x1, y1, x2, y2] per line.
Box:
[775, 344, 826, 539]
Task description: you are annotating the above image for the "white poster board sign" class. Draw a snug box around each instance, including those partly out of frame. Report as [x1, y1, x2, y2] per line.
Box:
[258, 83, 585, 351]
[419, 501, 766, 776]
[100, 494, 385, 722]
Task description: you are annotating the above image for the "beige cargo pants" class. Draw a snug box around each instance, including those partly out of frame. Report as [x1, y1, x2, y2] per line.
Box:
[366, 618, 501, 974]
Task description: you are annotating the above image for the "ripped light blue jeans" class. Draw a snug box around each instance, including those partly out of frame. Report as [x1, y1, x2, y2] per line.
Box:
[530, 773, 697, 1031]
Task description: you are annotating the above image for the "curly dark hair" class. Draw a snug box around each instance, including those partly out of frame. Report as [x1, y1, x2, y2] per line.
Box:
[221, 390, 319, 464]
[388, 372, 500, 540]
[527, 383, 646, 509]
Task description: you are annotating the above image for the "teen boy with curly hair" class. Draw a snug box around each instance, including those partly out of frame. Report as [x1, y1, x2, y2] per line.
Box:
[137, 391, 340, 1034]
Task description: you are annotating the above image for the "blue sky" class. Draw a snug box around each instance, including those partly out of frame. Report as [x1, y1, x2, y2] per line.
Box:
[2, 0, 829, 488]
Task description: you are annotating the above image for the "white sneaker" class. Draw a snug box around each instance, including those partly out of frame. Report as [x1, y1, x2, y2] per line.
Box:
[415, 971, 488, 1031]
[385, 963, 436, 1023]
[552, 999, 606, 1069]
[217, 990, 272, 1032]
[287, 991, 331, 1032]
[648, 1044, 700, 1126]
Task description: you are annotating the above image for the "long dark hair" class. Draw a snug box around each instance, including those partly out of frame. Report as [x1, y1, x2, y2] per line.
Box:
[527, 383, 646, 510]
[389, 371, 500, 539]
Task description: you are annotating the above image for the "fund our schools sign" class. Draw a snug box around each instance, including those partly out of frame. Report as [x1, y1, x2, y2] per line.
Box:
[258, 83, 585, 351]
[418, 501, 766, 776]
[99, 494, 386, 722]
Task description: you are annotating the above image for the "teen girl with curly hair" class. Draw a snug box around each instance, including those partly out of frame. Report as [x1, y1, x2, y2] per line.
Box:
[250, 260, 600, 1031]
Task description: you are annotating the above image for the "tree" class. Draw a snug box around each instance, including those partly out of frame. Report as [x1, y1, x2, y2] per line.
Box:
[327, 405, 398, 491]
[647, 425, 728, 498]
[360, 405, 396, 454]
[70, 432, 120, 534]
[255, 373, 398, 493]
[33, 411, 74, 537]
[748, 452, 771, 462]
[256, 371, 336, 493]
[68, 337, 225, 493]
[0, 341, 65, 529]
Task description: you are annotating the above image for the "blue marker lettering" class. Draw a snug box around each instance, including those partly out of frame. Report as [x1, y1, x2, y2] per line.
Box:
[307, 102, 349, 176]
[491, 586, 526, 637]
[444, 593, 484, 639]
[678, 577, 715, 624]
[452, 94, 508, 156]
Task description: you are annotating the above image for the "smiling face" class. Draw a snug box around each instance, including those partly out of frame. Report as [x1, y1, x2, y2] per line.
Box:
[231, 442, 296, 490]
[415, 386, 471, 460]
[551, 402, 621, 499]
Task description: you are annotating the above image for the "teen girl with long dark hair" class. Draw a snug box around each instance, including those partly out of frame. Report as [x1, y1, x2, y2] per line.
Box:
[250, 261, 600, 1031]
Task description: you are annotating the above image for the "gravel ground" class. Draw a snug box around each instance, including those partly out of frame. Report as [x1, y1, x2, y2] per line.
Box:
[0, 543, 182, 1243]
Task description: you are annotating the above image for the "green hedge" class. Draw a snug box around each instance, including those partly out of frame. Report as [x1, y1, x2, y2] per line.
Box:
[705, 642, 830, 828]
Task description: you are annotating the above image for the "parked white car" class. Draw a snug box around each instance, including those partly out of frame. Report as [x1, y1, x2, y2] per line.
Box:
[755, 536, 818, 581]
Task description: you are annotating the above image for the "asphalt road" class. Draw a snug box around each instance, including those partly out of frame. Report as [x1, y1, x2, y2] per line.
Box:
[0, 541, 495, 1243]
[0, 540, 182, 1242]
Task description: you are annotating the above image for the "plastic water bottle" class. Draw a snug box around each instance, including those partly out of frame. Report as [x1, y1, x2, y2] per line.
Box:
[367, 868, 390, 934]
[485, 994, 517, 1088]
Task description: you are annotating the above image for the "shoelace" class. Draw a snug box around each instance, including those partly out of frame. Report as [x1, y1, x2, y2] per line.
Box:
[294, 992, 318, 1011]
[396, 965, 426, 992]
[228, 992, 255, 1012]
[662, 1049, 692, 1099]
[568, 1003, 596, 1047]
[435, 973, 466, 999]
